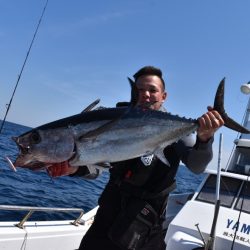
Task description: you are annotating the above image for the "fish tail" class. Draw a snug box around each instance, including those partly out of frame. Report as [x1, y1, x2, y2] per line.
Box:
[214, 78, 250, 134]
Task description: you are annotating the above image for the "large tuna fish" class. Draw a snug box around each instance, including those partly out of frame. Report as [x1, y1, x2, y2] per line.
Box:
[11, 79, 250, 170]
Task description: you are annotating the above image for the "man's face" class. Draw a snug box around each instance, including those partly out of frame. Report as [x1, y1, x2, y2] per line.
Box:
[135, 75, 167, 110]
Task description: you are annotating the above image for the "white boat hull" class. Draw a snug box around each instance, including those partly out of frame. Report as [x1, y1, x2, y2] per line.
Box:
[165, 200, 250, 250]
[0, 207, 98, 250]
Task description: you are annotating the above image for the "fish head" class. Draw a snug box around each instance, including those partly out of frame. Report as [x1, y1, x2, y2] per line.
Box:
[12, 128, 75, 169]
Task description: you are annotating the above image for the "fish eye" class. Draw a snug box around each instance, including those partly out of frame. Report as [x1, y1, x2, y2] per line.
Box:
[30, 131, 41, 144]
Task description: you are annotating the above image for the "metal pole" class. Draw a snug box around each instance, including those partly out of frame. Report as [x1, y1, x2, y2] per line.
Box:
[205, 133, 223, 250]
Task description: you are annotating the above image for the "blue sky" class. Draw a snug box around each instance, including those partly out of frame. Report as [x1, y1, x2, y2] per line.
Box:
[1, 0, 250, 168]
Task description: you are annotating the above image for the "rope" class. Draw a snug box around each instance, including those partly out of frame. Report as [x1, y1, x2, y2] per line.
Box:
[20, 229, 28, 250]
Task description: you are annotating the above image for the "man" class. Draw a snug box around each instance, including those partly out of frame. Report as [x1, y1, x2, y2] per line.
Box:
[48, 66, 224, 250]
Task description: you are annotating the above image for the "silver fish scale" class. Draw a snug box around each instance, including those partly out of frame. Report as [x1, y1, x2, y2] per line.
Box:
[69, 111, 198, 166]
[122, 108, 197, 124]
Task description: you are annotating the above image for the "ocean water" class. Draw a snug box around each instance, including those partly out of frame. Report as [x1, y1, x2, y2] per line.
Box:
[0, 121, 204, 221]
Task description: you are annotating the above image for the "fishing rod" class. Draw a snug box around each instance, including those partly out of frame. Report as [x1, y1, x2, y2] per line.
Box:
[0, 0, 49, 135]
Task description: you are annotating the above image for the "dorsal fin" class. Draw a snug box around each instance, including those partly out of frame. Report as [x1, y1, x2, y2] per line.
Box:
[128, 77, 138, 106]
[81, 99, 100, 113]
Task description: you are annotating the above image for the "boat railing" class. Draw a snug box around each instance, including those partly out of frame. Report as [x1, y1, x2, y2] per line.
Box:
[0, 204, 84, 229]
[205, 169, 250, 181]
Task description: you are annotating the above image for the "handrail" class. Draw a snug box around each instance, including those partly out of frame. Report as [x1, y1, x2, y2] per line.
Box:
[205, 169, 250, 181]
[0, 204, 84, 229]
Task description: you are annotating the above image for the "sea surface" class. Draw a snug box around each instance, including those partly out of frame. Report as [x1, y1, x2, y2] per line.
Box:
[0, 121, 205, 221]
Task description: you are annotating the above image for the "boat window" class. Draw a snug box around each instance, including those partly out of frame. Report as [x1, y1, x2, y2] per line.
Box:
[196, 175, 242, 207]
[235, 181, 250, 214]
[230, 147, 250, 175]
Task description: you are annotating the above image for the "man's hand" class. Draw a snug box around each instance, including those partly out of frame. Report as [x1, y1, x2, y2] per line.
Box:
[47, 161, 79, 178]
[197, 106, 224, 142]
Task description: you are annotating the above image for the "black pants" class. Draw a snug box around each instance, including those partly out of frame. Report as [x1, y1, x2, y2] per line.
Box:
[78, 221, 166, 250]
[78, 182, 167, 250]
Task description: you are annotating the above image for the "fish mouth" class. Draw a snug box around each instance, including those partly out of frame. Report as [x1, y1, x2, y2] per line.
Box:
[11, 135, 47, 168]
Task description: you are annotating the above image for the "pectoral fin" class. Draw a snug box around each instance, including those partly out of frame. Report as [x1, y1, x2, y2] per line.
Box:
[78, 118, 120, 141]
[79, 107, 132, 141]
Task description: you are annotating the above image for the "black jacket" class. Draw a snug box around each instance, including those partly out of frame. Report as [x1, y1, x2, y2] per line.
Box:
[76, 133, 213, 250]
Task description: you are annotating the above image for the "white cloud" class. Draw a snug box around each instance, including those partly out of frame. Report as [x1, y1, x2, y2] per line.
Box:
[48, 10, 133, 37]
